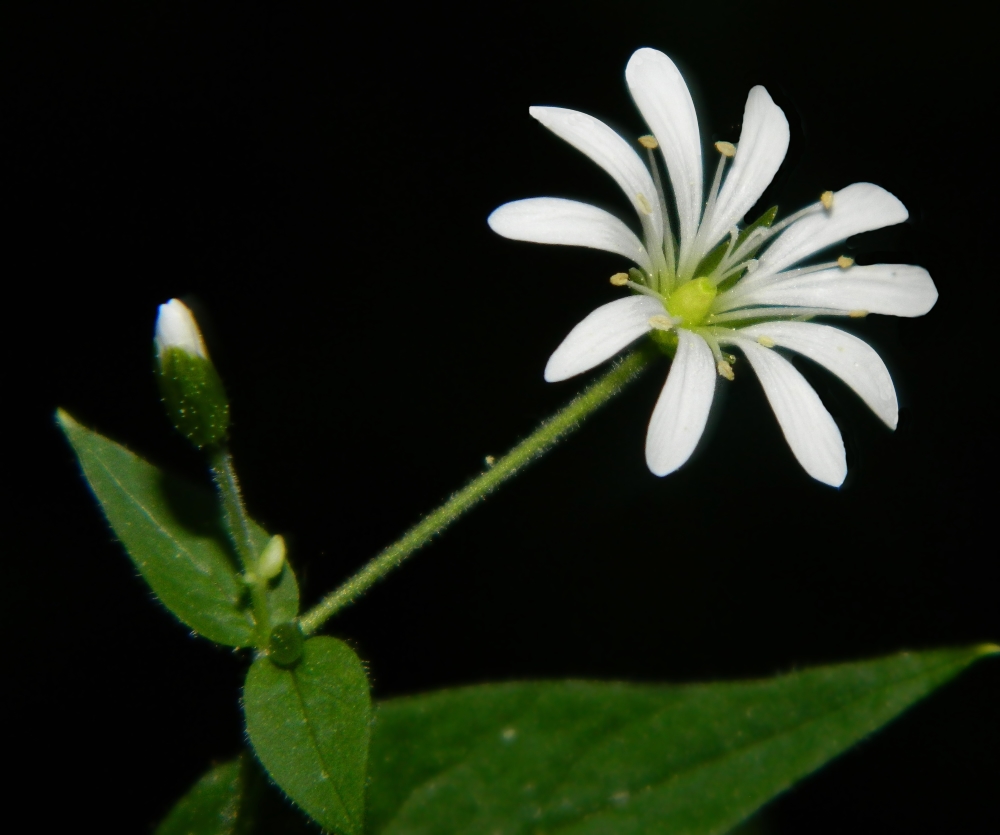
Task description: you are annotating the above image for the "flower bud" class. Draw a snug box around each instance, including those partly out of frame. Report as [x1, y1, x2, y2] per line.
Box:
[257, 534, 287, 581]
[154, 299, 230, 448]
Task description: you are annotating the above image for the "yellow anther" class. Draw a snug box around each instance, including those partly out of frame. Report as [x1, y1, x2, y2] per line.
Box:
[610, 272, 629, 286]
[636, 193, 653, 215]
[715, 141, 736, 158]
[648, 315, 674, 331]
[484, 455, 495, 467]
[820, 190, 834, 210]
[757, 335, 776, 348]
[837, 255, 854, 269]
[849, 310, 868, 318]
[638, 135, 659, 149]
[717, 360, 735, 381]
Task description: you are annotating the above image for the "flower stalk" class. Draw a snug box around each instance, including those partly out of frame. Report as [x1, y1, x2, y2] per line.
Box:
[299, 344, 657, 634]
[208, 445, 271, 646]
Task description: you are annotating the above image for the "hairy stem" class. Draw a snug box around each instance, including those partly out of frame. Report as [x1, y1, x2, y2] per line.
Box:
[300, 345, 657, 634]
[208, 445, 270, 646]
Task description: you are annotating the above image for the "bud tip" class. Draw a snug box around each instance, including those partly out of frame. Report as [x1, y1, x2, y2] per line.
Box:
[155, 299, 208, 359]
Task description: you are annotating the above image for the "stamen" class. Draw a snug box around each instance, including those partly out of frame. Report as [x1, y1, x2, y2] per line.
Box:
[763, 260, 840, 280]
[717, 360, 735, 380]
[820, 190, 834, 210]
[837, 255, 854, 268]
[638, 135, 659, 149]
[698, 152, 730, 249]
[707, 306, 853, 324]
[849, 310, 868, 318]
[708, 228, 742, 287]
[713, 255, 760, 285]
[714, 141, 736, 158]
[636, 193, 653, 215]
[643, 145, 674, 287]
[700, 330, 724, 362]
[610, 274, 663, 300]
[648, 315, 675, 331]
[756, 335, 776, 347]
[722, 201, 828, 270]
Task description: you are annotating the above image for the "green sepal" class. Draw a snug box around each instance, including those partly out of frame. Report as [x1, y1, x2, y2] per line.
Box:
[365, 645, 995, 835]
[649, 327, 678, 357]
[244, 636, 371, 835]
[157, 346, 231, 448]
[57, 409, 299, 647]
[694, 205, 778, 285]
[154, 754, 259, 835]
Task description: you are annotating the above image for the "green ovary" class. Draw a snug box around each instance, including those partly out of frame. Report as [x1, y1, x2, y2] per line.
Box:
[666, 277, 717, 327]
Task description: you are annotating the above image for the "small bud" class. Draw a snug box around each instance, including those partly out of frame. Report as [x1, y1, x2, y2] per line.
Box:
[837, 255, 854, 269]
[610, 272, 630, 286]
[268, 621, 304, 668]
[257, 534, 287, 581]
[714, 140, 736, 158]
[484, 455, 496, 467]
[820, 190, 834, 210]
[154, 299, 230, 448]
[638, 135, 659, 149]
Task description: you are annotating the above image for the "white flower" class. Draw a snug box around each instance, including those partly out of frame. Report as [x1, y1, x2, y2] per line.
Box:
[488, 48, 937, 487]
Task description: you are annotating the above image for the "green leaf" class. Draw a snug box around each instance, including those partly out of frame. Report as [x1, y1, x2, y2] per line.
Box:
[155, 755, 258, 835]
[366, 645, 996, 835]
[244, 636, 372, 835]
[57, 409, 298, 646]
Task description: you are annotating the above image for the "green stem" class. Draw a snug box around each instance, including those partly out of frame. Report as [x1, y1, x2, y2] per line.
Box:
[300, 345, 657, 635]
[208, 445, 271, 645]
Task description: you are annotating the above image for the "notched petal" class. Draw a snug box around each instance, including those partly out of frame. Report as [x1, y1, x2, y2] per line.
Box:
[545, 296, 665, 382]
[488, 198, 653, 273]
[645, 330, 716, 476]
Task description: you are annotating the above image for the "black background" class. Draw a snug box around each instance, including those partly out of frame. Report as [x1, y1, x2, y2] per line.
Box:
[6, 1, 997, 832]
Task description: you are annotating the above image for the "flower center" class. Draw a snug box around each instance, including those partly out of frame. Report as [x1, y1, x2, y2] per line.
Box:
[665, 277, 717, 327]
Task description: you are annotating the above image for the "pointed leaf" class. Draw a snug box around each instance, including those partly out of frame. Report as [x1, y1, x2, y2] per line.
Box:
[57, 409, 299, 646]
[244, 636, 371, 835]
[366, 645, 995, 835]
[155, 755, 258, 835]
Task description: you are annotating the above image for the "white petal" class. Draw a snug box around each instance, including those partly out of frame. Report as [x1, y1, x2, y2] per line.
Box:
[719, 264, 938, 317]
[625, 48, 702, 265]
[529, 106, 663, 253]
[729, 336, 847, 486]
[487, 198, 653, 273]
[698, 86, 789, 254]
[544, 296, 664, 382]
[155, 299, 208, 358]
[644, 329, 716, 476]
[737, 321, 898, 428]
[756, 183, 908, 277]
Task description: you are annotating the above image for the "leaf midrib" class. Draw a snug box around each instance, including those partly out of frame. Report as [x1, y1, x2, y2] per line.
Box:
[379, 654, 964, 834]
[290, 665, 358, 834]
[549, 656, 963, 833]
[90, 440, 235, 595]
